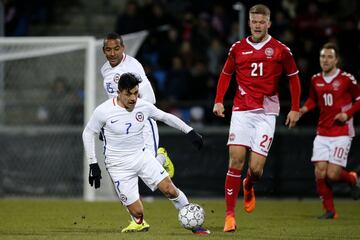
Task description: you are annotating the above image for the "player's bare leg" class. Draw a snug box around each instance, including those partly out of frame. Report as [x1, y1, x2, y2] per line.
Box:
[224, 146, 246, 232]
[122, 200, 150, 232]
[243, 152, 266, 213]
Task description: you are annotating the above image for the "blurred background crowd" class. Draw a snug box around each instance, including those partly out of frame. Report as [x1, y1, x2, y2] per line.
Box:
[3, 0, 359, 126]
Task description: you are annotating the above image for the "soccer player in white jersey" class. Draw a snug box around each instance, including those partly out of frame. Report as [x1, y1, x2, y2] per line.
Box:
[100, 32, 174, 178]
[82, 73, 210, 234]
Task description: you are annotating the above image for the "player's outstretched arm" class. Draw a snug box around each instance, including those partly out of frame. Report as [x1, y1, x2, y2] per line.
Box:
[151, 106, 203, 150]
[186, 130, 203, 150]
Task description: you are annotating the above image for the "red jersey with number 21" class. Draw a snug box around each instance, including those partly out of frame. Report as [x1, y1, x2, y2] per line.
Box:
[224, 36, 298, 115]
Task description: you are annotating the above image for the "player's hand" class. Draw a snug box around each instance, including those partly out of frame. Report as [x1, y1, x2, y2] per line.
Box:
[285, 110, 299, 128]
[213, 103, 225, 118]
[186, 130, 203, 150]
[299, 106, 308, 118]
[334, 112, 348, 123]
[89, 163, 102, 189]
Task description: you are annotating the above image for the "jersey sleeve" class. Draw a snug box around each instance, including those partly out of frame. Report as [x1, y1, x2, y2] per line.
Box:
[281, 47, 299, 77]
[100, 63, 106, 79]
[304, 77, 318, 111]
[82, 127, 98, 164]
[214, 43, 237, 103]
[346, 75, 360, 117]
[147, 103, 192, 133]
[288, 74, 301, 111]
[85, 106, 106, 134]
[82, 105, 107, 165]
[133, 59, 156, 104]
[139, 80, 156, 104]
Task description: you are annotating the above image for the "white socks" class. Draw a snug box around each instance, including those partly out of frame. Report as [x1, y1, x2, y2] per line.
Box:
[169, 189, 189, 210]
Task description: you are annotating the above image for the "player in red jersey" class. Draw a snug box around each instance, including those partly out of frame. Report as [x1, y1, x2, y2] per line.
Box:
[300, 42, 360, 219]
[213, 4, 301, 232]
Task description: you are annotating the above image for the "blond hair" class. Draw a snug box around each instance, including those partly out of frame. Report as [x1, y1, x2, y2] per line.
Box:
[249, 4, 271, 18]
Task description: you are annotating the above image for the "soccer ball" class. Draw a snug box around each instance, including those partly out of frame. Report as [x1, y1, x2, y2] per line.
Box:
[178, 203, 205, 229]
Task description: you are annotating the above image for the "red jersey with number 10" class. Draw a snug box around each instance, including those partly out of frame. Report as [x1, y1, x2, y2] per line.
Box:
[217, 36, 298, 115]
[304, 69, 360, 137]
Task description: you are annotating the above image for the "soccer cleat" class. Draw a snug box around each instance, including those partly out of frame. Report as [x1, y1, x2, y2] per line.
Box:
[191, 227, 211, 235]
[349, 171, 360, 200]
[157, 147, 175, 178]
[243, 178, 256, 213]
[121, 219, 150, 233]
[223, 215, 236, 232]
[317, 211, 338, 220]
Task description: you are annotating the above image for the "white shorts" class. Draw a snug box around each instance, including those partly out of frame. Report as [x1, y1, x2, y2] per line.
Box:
[227, 111, 276, 157]
[311, 135, 352, 167]
[107, 148, 168, 206]
[143, 118, 159, 157]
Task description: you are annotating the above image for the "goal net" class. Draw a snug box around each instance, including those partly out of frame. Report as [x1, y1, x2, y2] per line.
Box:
[0, 31, 148, 200]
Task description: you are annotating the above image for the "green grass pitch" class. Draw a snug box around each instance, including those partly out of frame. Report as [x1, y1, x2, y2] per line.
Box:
[1, 198, 359, 240]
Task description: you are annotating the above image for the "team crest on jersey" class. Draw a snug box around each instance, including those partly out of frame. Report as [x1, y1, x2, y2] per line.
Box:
[113, 73, 121, 83]
[332, 80, 340, 90]
[135, 112, 144, 122]
[265, 47, 274, 58]
[119, 193, 127, 203]
[229, 133, 236, 142]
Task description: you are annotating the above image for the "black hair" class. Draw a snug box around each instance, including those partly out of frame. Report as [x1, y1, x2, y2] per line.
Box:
[103, 32, 124, 48]
[118, 73, 142, 91]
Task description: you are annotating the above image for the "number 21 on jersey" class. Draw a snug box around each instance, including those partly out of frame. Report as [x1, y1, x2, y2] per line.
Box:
[251, 62, 263, 76]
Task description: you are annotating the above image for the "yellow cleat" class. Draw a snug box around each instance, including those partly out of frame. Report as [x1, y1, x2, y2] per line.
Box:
[157, 147, 175, 178]
[121, 220, 150, 233]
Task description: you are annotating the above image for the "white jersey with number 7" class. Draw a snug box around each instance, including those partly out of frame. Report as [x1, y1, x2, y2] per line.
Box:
[84, 98, 192, 167]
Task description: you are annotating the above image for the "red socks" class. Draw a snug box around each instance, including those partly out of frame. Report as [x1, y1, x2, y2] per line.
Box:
[337, 169, 356, 185]
[316, 178, 335, 213]
[225, 168, 241, 216]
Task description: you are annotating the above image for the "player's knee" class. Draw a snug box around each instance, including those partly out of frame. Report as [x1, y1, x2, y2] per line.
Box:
[229, 156, 245, 169]
[315, 168, 326, 179]
[326, 171, 339, 181]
